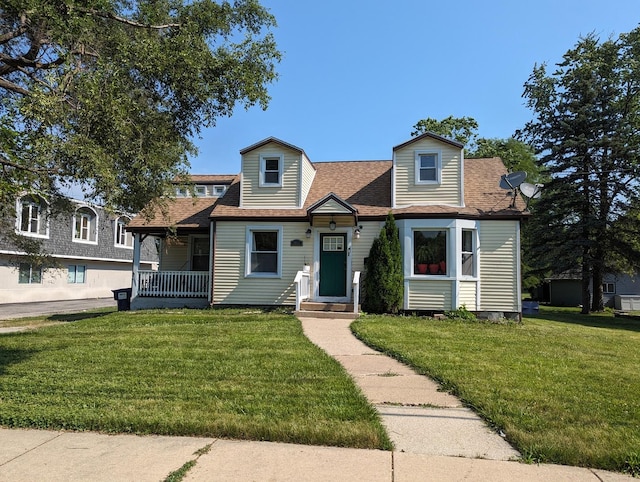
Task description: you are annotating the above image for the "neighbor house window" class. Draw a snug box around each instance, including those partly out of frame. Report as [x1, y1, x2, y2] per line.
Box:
[414, 230, 447, 275]
[461, 229, 475, 277]
[602, 283, 615, 294]
[73, 206, 98, 243]
[415, 151, 441, 184]
[175, 187, 188, 197]
[246, 227, 282, 277]
[18, 263, 41, 284]
[115, 216, 133, 248]
[195, 185, 207, 196]
[68, 265, 86, 284]
[260, 155, 283, 187]
[16, 195, 48, 237]
[213, 185, 226, 196]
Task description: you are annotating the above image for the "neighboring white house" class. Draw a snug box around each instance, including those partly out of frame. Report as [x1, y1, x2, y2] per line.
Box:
[0, 198, 158, 304]
[127, 133, 529, 317]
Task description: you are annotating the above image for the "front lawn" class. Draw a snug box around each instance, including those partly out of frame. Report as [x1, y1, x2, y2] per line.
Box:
[0, 309, 391, 450]
[351, 308, 640, 474]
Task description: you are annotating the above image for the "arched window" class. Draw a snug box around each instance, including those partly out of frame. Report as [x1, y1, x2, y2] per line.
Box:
[73, 206, 98, 244]
[114, 216, 133, 248]
[16, 195, 48, 238]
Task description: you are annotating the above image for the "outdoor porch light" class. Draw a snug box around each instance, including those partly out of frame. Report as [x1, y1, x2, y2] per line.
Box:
[354, 228, 361, 239]
[305, 228, 312, 238]
[329, 217, 336, 231]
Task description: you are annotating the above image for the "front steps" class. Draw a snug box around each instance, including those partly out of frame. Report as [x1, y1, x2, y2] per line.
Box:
[295, 301, 360, 320]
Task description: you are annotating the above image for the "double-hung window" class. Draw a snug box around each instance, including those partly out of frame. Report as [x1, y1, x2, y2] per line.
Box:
[73, 207, 98, 244]
[260, 155, 283, 187]
[415, 151, 441, 184]
[602, 283, 615, 294]
[246, 227, 282, 277]
[17, 195, 48, 237]
[461, 229, 475, 277]
[115, 216, 133, 248]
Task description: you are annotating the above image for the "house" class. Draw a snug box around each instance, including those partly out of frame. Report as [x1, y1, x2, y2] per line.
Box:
[543, 271, 640, 309]
[0, 197, 158, 304]
[127, 133, 528, 317]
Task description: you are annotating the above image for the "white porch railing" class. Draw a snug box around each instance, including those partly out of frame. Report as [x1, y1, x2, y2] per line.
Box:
[137, 270, 209, 298]
[352, 271, 361, 314]
[294, 270, 311, 311]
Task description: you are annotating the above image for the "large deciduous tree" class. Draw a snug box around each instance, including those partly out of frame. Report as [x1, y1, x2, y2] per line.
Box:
[0, 0, 280, 220]
[411, 115, 479, 148]
[519, 27, 640, 313]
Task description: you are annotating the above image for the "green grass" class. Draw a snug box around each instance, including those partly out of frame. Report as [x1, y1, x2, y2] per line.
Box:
[0, 309, 391, 450]
[351, 307, 640, 474]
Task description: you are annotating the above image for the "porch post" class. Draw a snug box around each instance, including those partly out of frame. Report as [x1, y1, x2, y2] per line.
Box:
[131, 233, 141, 298]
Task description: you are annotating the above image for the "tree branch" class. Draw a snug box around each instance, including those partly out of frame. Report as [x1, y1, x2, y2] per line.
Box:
[0, 153, 52, 174]
[0, 76, 29, 95]
[76, 7, 181, 30]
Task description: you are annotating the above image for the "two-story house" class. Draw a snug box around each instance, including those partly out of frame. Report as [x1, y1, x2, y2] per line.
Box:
[127, 133, 528, 317]
[0, 198, 158, 304]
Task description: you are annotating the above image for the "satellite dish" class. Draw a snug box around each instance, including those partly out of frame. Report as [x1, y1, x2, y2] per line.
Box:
[499, 171, 527, 190]
[520, 182, 543, 199]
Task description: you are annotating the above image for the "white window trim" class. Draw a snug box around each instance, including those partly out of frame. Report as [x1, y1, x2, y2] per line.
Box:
[412, 228, 449, 277]
[114, 216, 133, 249]
[414, 150, 442, 185]
[213, 185, 226, 196]
[195, 185, 207, 196]
[15, 196, 49, 239]
[259, 154, 283, 188]
[72, 206, 99, 245]
[245, 225, 283, 278]
[460, 228, 478, 279]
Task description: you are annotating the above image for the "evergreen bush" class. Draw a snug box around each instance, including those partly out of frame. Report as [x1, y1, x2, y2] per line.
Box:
[363, 212, 403, 313]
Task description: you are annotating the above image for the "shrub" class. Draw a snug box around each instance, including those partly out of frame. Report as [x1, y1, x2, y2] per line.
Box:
[363, 212, 403, 313]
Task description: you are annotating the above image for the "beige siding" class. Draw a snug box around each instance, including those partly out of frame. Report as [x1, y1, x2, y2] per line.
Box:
[351, 221, 383, 274]
[0, 256, 133, 303]
[459, 281, 478, 310]
[394, 138, 462, 207]
[241, 143, 301, 208]
[214, 221, 313, 305]
[479, 220, 519, 312]
[313, 199, 352, 214]
[300, 153, 316, 206]
[159, 237, 189, 271]
[407, 280, 453, 311]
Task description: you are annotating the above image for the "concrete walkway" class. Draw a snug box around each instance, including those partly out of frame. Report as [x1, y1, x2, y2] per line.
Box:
[0, 312, 635, 481]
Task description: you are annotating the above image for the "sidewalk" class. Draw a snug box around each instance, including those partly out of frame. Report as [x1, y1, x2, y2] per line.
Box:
[0, 314, 635, 481]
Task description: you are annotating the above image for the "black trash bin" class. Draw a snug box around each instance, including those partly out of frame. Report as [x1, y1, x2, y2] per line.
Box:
[112, 288, 132, 311]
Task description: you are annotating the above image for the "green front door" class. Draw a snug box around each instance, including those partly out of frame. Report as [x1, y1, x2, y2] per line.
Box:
[319, 233, 347, 297]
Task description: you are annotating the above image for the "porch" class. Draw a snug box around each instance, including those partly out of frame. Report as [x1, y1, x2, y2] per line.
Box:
[294, 269, 361, 319]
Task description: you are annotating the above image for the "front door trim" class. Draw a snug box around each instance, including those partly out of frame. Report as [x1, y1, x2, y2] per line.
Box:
[313, 228, 352, 302]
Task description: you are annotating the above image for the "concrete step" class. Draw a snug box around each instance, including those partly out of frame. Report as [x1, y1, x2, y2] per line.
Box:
[300, 301, 357, 312]
[294, 310, 359, 320]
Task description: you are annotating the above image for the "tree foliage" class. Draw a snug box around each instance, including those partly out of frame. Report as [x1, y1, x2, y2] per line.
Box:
[0, 0, 280, 220]
[411, 115, 479, 148]
[363, 212, 403, 314]
[518, 27, 640, 313]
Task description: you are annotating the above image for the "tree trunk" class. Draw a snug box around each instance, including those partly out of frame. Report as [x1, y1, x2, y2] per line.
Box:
[581, 254, 591, 315]
[591, 256, 605, 312]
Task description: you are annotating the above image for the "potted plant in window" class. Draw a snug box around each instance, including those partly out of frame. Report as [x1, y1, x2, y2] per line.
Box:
[415, 244, 432, 274]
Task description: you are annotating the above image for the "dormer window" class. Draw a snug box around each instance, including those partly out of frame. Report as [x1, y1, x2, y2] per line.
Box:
[16, 195, 48, 238]
[260, 155, 283, 187]
[115, 215, 133, 248]
[73, 206, 98, 244]
[415, 151, 441, 185]
[195, 185, 207, 196]
[213, 185, 226, 196]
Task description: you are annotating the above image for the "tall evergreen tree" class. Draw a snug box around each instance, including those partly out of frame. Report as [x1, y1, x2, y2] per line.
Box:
[519, 28, 640, 313]
[363, 212, 403, 314]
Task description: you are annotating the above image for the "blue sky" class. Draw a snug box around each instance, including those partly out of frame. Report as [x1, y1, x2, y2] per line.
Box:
[190, 0, 639, 175]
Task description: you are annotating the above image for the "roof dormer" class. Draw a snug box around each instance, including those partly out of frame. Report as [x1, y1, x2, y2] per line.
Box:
[239, 137, 316, 209]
